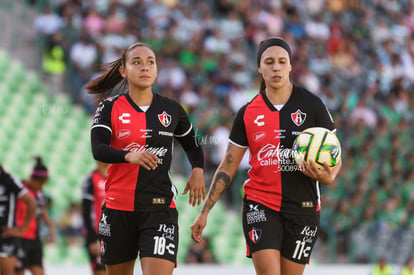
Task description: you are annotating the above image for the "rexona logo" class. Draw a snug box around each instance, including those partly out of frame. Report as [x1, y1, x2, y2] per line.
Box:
[116, 129, 131, 139]
[123, 143, 168, 157]
[253, 131, 266, 142]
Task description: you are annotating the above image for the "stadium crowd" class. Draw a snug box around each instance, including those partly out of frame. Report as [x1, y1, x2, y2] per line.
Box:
[29, 0, 414, 264]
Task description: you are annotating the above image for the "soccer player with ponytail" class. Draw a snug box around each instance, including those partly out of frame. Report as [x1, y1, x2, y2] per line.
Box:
[87, 42, 205, 275]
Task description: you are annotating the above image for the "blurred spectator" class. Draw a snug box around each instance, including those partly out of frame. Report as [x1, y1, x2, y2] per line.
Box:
[33, 5, 63, 37]
[157, 59, 187, 93]
[83, 8, 105, 38]
[371, 257, 392, 275]
[203, 29, 231, 54]
[42, 33, 66, 94]
[349, 95, 378, 128]
[304, 13, 330, 41]
[400, 258, 414, 275]
[58, 202, 83, 246]
[68, 33, 100, 104]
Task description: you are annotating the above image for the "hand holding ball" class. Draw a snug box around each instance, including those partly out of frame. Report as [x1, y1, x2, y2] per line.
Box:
[292, 127, 341, 169]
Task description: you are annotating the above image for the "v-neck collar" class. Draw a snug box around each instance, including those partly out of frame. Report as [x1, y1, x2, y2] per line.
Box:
[260, 85, 296, 112]
[125, 92, 156, 113]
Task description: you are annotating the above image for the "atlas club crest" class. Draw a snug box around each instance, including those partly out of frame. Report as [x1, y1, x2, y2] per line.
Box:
[249, 227, 262, 244]
[158, 111, 172, 127]
[291, 109, 306, 126]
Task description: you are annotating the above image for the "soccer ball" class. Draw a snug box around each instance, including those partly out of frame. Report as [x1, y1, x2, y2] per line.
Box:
[292, 127, 341, 169]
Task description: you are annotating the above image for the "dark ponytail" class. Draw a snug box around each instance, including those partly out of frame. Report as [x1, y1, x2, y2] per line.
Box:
[31, 156, 48, 179]
[85, 58, 126, 102]
[85, 42, 152, 102]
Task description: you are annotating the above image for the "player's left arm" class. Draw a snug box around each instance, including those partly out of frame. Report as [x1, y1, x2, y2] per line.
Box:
[305, 99, 342, 184]
[302, 158, 342, 185]
[175, 103, 206, 206]
[41, 204, 56, 242]
[191, 143, 246, 243]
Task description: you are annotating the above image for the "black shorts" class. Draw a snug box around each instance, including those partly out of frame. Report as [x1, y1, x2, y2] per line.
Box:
[98, 205, 179, 265]
[85, 242, 105, 271]
[15, 238, 43, 270]
[242, 198, 320, 264]
[0, 236, 18, 258]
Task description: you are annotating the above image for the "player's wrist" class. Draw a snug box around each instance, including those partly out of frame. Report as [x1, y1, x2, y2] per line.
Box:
[192, 167, 204, 174]
[124, 152, 132, 163]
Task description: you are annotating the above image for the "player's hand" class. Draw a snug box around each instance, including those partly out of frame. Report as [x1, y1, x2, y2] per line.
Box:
[301, 158, 342, 185]
[125, 151, 160, 170]
[89, 242, 100, 256]
[183, 168, 206, 206]
[190, 213, 208, 243]
[48, 227, 57, 243]
[2, 226, 23, 238]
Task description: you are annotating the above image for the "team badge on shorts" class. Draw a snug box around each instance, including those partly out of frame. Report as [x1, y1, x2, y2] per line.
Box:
[100, 240, 106, 256]
[249, 227, 262, 244]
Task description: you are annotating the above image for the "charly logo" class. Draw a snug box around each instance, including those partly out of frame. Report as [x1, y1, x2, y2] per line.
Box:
[158, 111, 171, 127]
[116, 129, 131, 139]
[254, 115, 265, 127]
[119, 113, 131, 124]
[291, 109, 306, 126]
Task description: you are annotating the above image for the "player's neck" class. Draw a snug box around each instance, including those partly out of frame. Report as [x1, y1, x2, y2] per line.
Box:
[265, 83, 293, 105]
[128, 89, 153, 106]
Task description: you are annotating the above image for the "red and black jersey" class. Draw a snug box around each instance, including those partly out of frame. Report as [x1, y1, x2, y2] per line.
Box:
[91, 93, 198, 212]
[229, 85, 335, 215]
[81, 169, 106, 244]
[15, 182, 46, 240]
[0, 172, 28, 232]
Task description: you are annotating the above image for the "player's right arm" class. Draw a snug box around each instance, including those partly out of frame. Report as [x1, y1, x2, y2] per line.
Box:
[91, 99, 159, 169]
[91, 99, 129, 163]
[191, 143, 246, 243]
[2, 175, 37, 237]
[3, 192, 36, 238]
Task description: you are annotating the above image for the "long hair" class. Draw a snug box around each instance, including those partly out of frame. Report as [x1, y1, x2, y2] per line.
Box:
[259, 79, 266, 92]
[85, 42, 152, 102]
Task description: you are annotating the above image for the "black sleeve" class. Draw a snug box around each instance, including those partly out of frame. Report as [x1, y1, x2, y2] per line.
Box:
[228, 105, 249, 147]
[91, 98, 128, 163]
[81, 198, 98, 244]
[2, 173, 27, 197]
[314, 97, 335, 132]
[173, 101, 204, 169]
[175, 127, 204, 169]
[91, 127, 128, 163]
